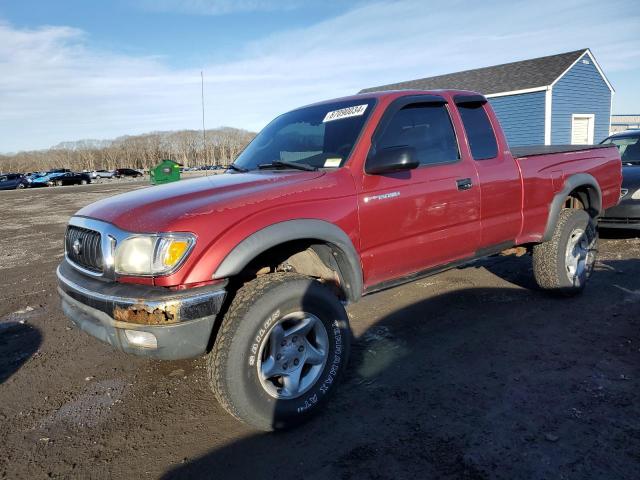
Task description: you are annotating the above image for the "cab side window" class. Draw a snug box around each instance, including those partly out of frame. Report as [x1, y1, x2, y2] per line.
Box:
[457, 103, 498, 160]
[376, 103, 460, 166]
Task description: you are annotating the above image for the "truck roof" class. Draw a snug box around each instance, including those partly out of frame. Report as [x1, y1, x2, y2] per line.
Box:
[299, 89, 484, 110]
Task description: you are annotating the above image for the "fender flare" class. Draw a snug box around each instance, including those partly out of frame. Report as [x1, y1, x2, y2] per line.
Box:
[542, 173, 602, 241]
[213, 219, 363, 301]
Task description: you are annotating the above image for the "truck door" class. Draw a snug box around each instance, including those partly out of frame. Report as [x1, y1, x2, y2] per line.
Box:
[454, 96, 522, 249]
[357, 95, 481, 289]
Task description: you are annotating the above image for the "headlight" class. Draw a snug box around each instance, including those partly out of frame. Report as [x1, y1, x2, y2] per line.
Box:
[114, 234, 195, 275]
[632, 189, 640, 200]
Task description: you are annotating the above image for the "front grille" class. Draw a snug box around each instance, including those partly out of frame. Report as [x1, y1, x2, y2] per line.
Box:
[65, 225, 103, 273]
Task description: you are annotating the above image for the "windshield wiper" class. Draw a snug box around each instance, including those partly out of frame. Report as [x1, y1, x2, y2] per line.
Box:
[258, 160, 317, 171]
[227, 163, 248, 173]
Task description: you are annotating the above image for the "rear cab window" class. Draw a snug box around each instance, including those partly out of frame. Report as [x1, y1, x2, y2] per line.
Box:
[457, 101, 498, 160]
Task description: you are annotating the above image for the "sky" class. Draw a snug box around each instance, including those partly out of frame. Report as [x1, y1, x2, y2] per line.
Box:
[0, 0, 638, 153]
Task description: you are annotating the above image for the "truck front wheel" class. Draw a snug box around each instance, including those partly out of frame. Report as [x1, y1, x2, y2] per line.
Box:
[532, 208, 597, 294]
[207, 273, 351, 430]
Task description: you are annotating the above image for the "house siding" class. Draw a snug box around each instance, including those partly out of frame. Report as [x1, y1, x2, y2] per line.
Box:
[551, 52, 611, 144]
[489, 91, 546, 146]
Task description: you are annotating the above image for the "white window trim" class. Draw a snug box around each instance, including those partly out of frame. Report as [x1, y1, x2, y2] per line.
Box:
[571, 113, 595, 145]
[609, 91, 614, 136]
[544, 87, 553, 145]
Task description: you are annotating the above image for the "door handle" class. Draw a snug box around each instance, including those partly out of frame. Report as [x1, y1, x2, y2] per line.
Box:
[456, 178, 473, 191]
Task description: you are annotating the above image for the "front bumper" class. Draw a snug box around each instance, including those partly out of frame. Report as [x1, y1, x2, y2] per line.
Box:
[57, 261, 226, 360]
[599, 199, 640, 229]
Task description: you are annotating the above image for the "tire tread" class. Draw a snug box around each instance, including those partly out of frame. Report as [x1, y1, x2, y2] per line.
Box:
[207, 273, 311, 423]
[532, 208, 593, 293]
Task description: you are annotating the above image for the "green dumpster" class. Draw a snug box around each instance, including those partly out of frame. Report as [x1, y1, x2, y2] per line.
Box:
[150, 159, 182, 185]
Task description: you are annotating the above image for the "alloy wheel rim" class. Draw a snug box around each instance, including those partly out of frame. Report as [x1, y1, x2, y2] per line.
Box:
[257, 312, 329, 399]
[565, 228, 589, 285]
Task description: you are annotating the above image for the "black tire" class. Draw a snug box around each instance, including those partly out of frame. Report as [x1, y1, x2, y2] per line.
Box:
[16, 183, 25, 189]
[80, 179, 87, 185]
[55, 180, 62, 187]
[532, 208, 597, 294]
[207, 273, 351, 431]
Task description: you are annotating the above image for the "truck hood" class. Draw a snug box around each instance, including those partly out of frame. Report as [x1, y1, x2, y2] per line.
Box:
[77, 171, 326, 232]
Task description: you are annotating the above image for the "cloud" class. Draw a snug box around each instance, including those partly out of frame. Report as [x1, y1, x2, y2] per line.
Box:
[0, 0, 639, 152]
[137, 0, 308, 16]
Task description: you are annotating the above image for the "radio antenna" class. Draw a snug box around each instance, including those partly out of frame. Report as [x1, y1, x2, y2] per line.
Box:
[201, 70, 206, 163]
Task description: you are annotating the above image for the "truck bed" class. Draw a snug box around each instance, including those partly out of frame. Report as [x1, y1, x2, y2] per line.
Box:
[513, 143, 621, 245]
[512, 144, 613, 158]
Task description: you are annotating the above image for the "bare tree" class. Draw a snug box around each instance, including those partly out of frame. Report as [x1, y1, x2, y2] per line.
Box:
[0, 127, 255, 174]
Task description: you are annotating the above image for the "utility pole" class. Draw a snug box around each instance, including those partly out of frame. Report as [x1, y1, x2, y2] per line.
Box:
[201, 70, 206, 165]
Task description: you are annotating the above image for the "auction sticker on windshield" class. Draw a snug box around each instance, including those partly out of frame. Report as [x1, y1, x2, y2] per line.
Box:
[324, 158, 342, 167]
[323, 104, 368, 123]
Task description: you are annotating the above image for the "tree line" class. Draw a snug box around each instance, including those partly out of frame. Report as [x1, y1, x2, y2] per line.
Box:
[0, 127, 256, 173]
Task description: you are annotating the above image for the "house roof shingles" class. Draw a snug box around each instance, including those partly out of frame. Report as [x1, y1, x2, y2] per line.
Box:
[359, 49, 587, 95]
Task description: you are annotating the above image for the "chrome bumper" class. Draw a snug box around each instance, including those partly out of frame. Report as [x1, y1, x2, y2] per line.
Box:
[57, 261, 226, 360]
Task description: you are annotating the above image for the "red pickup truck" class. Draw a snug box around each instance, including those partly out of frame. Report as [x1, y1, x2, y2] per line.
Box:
[57, 90, 621, 430]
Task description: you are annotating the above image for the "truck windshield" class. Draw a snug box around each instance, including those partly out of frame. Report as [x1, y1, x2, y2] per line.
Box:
[232, 98, 376, 171]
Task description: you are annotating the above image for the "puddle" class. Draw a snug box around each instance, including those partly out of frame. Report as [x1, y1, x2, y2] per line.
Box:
[356, 326, 409, 382]
[41, 379, 127, 428]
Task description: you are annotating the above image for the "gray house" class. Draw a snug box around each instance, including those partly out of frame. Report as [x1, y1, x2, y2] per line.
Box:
[360, 49, 614, 146]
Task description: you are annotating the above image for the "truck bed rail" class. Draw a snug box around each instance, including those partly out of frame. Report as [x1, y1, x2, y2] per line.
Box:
[512, 144, 614, 158]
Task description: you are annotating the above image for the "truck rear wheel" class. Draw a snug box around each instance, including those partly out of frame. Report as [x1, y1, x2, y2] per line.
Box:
[207, 273, 351, 431]
[532, 208, 597, 294]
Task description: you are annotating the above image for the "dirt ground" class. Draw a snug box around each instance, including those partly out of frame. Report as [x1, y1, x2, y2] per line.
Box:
[1, 182, 639, 480]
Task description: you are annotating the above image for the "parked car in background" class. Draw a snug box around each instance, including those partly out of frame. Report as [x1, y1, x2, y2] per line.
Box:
[48, 171, 92, 186]
[600, 130, 640, 229]
[91, 169, 115, 179]
[0, 173, 29, 190]
[114, 168, 143, 178]
[27, 169, 76, 188]
[28, 171, 61, 187]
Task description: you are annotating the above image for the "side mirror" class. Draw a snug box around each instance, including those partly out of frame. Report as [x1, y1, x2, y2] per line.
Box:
[366, 146, 419, 175]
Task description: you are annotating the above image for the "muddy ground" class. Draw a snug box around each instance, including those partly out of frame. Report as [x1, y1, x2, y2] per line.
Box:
[0, 181, 639, 479]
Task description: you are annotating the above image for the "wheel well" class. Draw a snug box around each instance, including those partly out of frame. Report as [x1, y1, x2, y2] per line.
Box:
[206, 239, 354, 355]
[564, 186, 600, 218]
[542, 175, 603, 242]
[228, 239, 354, 302]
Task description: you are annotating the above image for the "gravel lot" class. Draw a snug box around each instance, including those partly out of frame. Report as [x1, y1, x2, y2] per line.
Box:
[1, 181, 639, 479]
